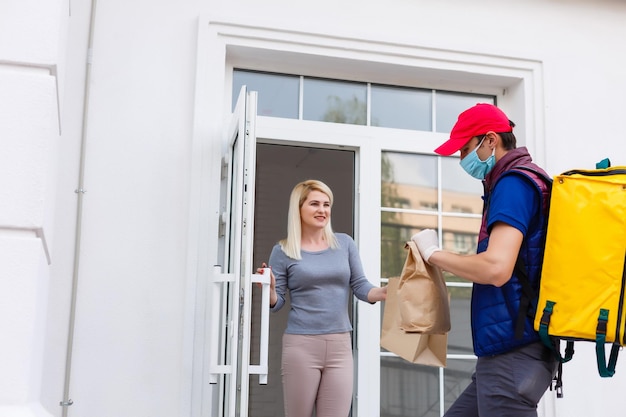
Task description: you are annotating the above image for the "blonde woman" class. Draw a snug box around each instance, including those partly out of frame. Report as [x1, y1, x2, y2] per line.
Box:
[258, 179, 386, 417]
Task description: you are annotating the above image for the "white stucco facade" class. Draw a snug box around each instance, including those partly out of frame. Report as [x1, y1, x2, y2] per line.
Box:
[2, 0, 626, 416]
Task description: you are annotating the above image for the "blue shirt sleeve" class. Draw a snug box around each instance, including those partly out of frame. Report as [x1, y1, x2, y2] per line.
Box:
[487, 174, 539, 236]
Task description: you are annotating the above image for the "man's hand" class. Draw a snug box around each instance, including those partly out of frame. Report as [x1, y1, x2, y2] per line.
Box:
[411, 229, 441, 263]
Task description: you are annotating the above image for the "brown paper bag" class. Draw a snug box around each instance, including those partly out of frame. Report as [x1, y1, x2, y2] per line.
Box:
[398, 241, 451, 334]
[381, 277, 447, 367]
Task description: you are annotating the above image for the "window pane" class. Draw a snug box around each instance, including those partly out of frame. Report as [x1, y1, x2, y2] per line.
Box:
[441, 213, 478, 356]
[303, 78, 366, 125]
[441, 156, 483, 215]
[382, 152, 438, 211]
[380, 356, 440, 417]
[441, 215, 480, 256]
[436, 92, 495, 133]
[444, 359, 476, 411]
[232, 70, 299, 118]
[381, 212, 438, 278]
[381, 152, 440, 279]
[446, 283, 474, 355]
[371, 85, 432, 131]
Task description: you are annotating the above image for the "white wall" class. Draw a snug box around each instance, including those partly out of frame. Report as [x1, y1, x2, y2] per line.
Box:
[2, 0, 626, 416]
[0, 0, 64, 416]
[49, 1, 207, 416]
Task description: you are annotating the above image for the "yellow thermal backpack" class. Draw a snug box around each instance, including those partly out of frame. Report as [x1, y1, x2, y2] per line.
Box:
[532, 159, 626, 396]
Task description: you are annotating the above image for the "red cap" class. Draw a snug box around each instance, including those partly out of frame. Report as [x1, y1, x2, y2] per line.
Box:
[434, 103, 513, 156]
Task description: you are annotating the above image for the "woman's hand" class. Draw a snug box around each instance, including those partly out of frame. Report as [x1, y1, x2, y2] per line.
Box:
[257, 262, 278, 307]
[367, 285, 387, 303]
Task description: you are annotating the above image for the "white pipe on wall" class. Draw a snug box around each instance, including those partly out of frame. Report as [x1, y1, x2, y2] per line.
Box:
[60, 0, 98, 415]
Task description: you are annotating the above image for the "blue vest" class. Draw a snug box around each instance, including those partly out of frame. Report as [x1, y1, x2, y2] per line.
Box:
[471, 148, 550, 357]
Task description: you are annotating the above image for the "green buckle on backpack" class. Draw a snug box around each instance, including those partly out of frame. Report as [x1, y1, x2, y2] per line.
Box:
[595, 309, 618, 378]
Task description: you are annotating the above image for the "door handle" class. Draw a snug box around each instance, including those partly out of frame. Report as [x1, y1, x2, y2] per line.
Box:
[209, 265, 235, 384]
[249, 268, 271, 384]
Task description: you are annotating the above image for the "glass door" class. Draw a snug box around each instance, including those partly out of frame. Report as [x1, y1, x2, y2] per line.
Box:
[209, 86, 271, 417]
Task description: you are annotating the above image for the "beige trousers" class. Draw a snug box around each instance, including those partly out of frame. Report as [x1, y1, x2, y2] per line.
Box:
[281, 332, 353, 417]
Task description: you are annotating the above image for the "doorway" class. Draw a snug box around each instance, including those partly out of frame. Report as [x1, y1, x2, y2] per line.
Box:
[248, 143, 355, 416]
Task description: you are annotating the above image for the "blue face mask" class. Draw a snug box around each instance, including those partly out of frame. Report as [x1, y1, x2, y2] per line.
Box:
[460, 138, 495, 180]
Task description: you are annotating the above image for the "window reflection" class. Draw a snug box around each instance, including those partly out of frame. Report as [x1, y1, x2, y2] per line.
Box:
[446, 286, 474, 354]
[382, 152, 437, 211]
[232, 70, 299, 118]
[381, 213, 437, 278]
[303, 78, 367, 124]
[232, 69, 496, 135]
[371, 85, 432, 131]
[380, 356, 440, 417]
[436, 92, 494, 133]
[441, 216, 480, 256]
[444, 359, 477, 411]
[380, 150, 481, 411]
[382, 152, 440, 279]
[381, 152, 483, 278]
[441, 156, 483, 215]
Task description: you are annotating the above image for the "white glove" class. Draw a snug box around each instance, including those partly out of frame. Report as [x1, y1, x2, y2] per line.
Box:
[411, 229, 441, 263]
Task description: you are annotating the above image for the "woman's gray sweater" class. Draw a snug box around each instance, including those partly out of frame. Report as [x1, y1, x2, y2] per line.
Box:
[269, 233, 375, 334]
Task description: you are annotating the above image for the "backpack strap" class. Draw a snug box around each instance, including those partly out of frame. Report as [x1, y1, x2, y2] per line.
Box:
[508, 165, 552, 340]
[550, 340, 575, 398]
[539, 301, 575, 398]
[510, 165, 552, 188]
[513, 257, 538, 339]
[595, 308, 620, 377]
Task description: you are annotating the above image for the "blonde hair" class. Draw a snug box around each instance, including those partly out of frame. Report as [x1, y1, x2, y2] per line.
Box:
[279, 179, 339, 259]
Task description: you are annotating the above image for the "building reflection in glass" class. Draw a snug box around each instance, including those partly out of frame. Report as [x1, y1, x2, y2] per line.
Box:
[380, 151, 483, 417]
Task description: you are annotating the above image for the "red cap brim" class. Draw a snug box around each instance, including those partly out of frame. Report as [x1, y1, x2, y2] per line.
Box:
[434, 137, 471, 156]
